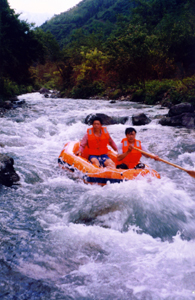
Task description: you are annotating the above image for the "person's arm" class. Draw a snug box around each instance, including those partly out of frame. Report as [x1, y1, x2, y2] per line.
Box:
[109, 135, 118, 152]
[117, 143, 133, 161]
[141, 144, 150, 158]
[76, 134, 88, 156]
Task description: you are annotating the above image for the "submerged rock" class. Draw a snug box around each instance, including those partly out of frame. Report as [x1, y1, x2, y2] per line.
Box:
[0, 154, 20, 187]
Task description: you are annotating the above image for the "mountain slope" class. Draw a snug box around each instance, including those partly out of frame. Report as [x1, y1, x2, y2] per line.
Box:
[40, 0, 134, 47]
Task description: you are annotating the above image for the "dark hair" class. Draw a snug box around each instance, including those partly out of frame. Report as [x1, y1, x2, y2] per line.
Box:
[125, 127, 137, 135]
[92, 116, 103, 125]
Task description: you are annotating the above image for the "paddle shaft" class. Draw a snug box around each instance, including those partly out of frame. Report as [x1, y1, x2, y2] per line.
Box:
[133, 146, 188, 172]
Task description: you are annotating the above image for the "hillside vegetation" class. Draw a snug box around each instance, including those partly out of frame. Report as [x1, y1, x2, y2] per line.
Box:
[40, 0, 134, 47]
[1, 0, 195, 105]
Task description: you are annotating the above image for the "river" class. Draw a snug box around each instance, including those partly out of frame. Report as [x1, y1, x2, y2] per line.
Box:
[0, 92, 195, 300]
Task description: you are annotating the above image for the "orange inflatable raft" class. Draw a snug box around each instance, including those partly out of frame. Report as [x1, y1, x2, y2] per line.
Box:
[58, 141, 161, 185]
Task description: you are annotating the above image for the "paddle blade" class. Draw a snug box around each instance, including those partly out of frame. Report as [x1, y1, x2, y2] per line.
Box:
[186, 170, 195, 178]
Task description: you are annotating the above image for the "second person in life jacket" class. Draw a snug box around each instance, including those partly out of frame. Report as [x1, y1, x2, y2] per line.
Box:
[76, 117, 117, 168]
[117, 127, 159, 169]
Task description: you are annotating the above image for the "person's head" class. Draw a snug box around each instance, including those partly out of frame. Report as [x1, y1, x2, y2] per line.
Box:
[125, 127, 136, 143]
[92, 117, 102, 131]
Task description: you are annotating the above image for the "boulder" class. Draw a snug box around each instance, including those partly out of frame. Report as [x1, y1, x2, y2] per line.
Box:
[0, 154, 20, 187]
[9, 96, 19, 103]
[0, 97, 25, 111]
[132, 113, 151, 126]
[50, 90, 61, 98]
[39, 87, 50, 94]
[182, 113, 195, 128]
[168, 103, 194, 117]
[159, 103, 195, 129]
[159, 113, 195, 128]
[3, 101, 13, 109]
[84, 113, 128, 125]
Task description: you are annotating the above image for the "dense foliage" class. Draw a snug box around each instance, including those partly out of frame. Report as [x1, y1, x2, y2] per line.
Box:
[42, 0, 195, 103]
[0, 0, 63, 98]
[0, 0, 44, 97]
[41, 0, 134, 47]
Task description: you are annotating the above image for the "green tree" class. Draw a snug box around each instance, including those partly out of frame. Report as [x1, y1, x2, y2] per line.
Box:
[130, 0, 195, 77]
[0, 0, 44, 97]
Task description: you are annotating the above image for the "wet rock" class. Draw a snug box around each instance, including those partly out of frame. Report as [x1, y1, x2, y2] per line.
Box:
[182, 113, 195, 128]
[9, 96, 19, 103]
[39, 87, 50, 94]
[132, 113, 151, 126]
[14, 99, 25, 106]
[50, 90, 61, 98]
[159, 113, 195, 129]
[0, 97, 26, 113]
[84, 113, 128, 125]
[40, 88, 61, 98]
[3, 101, 13, 109]
[159, 103, 195, 129]
[0, 154, 20, 187]
[168, 103, 194, 117]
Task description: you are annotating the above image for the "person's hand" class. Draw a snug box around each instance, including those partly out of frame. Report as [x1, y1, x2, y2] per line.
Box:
[153, 155, 160, 161]
[127, 144, 133, 152]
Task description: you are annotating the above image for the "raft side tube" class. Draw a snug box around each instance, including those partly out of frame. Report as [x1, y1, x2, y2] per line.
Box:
[58, 141, 161, 185]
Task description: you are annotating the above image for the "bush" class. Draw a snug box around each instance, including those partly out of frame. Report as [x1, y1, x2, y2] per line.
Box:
[3, 79, 20, 97]
[107, 88, 122, 99]
[1, 79, 34, 99]
[129, 78, 195, 105]
[131, 89, 146, 102]
[71, 80, 105, 99]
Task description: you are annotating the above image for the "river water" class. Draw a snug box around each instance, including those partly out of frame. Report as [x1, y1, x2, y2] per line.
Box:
[0, 92, 195, 300]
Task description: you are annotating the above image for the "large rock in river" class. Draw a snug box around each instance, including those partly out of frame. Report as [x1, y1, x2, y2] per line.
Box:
[159, 113, 195, 128]
[84, 113, 128, 125]
[168, 103, 194, 117]
[159, 103, 195, 129]
[132, 113, 151, 126]
[0, 154, 20, 187]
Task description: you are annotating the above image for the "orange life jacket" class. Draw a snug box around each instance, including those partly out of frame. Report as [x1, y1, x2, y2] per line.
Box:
[87, 127, 109, 156]
[120, 138, 142, 169]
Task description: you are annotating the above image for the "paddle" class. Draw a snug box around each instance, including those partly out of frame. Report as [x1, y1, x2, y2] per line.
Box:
[133, 146, 195, 178]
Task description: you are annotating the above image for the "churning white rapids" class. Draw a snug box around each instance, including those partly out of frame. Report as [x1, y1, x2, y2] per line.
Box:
[0, 92, 195, 300]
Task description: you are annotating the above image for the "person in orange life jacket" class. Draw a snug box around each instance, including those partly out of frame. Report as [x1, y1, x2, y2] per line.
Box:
[116, 127, 159, 169]
[76, 117, 117, 168]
